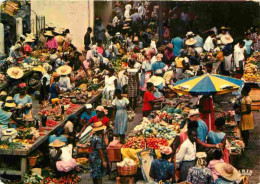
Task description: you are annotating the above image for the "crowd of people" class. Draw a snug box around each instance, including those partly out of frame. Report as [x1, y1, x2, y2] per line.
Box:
[0, 1, 258, 184]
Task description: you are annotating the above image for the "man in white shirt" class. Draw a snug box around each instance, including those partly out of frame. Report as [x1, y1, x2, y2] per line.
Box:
[203, 31, 215, 52]
[234, 41, 246, 75]
[176, 126, 197, 182]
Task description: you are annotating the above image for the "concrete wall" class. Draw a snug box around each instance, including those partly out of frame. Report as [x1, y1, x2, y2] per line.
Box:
[94, 1, 112, 28]
[31, 0, 94, 51]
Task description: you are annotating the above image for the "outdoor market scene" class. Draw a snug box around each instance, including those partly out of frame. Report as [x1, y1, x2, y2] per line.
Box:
[0, 0, 259, 184]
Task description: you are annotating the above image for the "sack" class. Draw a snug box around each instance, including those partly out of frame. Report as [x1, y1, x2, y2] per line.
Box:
[127, 108, 135, 122]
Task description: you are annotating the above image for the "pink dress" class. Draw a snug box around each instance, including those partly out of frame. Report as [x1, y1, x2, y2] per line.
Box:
[45, 38, 58, 50]
[56, 144, 77, 172]
[208, 159, 224, 181]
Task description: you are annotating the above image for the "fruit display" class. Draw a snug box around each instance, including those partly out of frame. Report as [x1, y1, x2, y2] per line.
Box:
[243, 51, 260, 83]
[143, 123, 177, 140]
[123, 137, 168, 149]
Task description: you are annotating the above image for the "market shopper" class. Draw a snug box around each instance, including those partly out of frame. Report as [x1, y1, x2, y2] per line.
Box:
[64, 115, 77, 142]
[40, 63, 52, 107]
[126, 59, 139, 111]
[185, 38, 199, 65]
[102, 68, 117, 107]
[221, 35, 234, 75]
[208, 149, 225, 181]
[199, 95, 215, 131]
[187, 152, 214, 184]
[239, 85, 254, 148]
[150, 146, 175, 183]
[112, 89, 129, 144]
[203, 31, 215, 52]
[84, 27, 92, 50]
[244, 32, 253, 59]
[207, 117, 229, 163]
[234, 41, 246, 78]
[89, 121, 110, 184]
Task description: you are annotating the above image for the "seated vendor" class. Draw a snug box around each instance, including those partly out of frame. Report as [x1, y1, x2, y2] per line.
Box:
[57, 65, 73, 92]
[49, 139, 77, 172]
[70, 65, 87, 85]
[78, 106, 110, 138]
[49, 127, 68, 144]
[0, 96, 16, 130]
[64, 115, 77, 143]
[80, 104, 96, 128]
[150, 146, 175, 183]
[45, 31, 58, 51]
[14, 83, 33, 118]
[9, 43, 24, 65]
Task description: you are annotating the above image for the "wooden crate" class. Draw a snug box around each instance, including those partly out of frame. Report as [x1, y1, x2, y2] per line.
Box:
[251, 101, 260, 111]
[107, 143, 123, 162]
[249, 88, 260, 102]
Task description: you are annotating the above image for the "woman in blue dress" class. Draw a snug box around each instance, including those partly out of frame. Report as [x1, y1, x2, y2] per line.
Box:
[112, 89, 129, 143]
[89, 121, 109, 184]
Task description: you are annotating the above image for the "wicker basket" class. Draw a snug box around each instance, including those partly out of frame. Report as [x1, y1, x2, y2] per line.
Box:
[28, 155, 39, 167]
[117, 165, 137, 176]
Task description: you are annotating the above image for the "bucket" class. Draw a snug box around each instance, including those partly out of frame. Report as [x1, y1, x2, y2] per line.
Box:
[28, 155, 38, 167]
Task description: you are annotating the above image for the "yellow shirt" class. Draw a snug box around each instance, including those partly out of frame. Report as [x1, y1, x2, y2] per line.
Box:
[175, 57, 184, 68]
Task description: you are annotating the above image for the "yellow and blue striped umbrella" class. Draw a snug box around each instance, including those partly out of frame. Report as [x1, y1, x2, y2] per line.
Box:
[172, 74, 244, 95]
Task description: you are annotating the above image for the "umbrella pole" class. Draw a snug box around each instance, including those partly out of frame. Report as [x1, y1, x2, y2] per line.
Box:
[209, 113, 211, 131]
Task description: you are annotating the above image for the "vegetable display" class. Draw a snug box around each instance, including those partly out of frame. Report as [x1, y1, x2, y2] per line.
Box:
[123, 137, 168, 149]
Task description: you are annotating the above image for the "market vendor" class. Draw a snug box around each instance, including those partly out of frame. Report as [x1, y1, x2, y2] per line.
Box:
[147, 69, 165, 91]
[151, 53, 166, 76]
[14, 83, 33, 118]
[214, 163, 241, 184]
[142, 82, 164, 117]
[49, 139, 77, 173]
[78, 106, 111, 140]
[45, 31, 58, 51]
[49, 73, 60, 101]
[9, 43, 24, 65]
[23, 37, 34, 55]
[64, 115, 77, 143]
[57, 65, 73, 92]
[0, 96, 16, 130]
[40, 63, 52, 107]
[185, 38, 199, 65]
[80, 104, 96, 128]
[150, 146, 175, 183]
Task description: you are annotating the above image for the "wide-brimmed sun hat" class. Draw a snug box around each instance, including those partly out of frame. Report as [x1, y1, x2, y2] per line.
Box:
[26, 33, 36, 40]
[54, 28, 65, 35]
[215, 163, 240, 181]
[24, 37, 35, 43]
[44, 31, 54, 37]
[49, 139, 66, 148]
[220, 26, 229, 30]
[92, 121, 106, 132]
[123, 24, 130, 29]
[7, 67, 24, 79]
[188, 109, 200, 117]
[56, 65, 72, 76]
[147, 75, 165, 86]
[0, 91, 7, 96]
[196, 152, 207, 158]
[185, 38, 197, 46]
[221, 35, 233, 45]
[4, 96, 16, 108]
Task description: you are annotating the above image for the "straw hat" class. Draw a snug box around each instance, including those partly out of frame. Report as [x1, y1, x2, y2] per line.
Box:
[185, 38, 197, 46]
[49, 139, 66, 148]
[123, 24, 130, 29]
[220, 26, 229, 30]
[44, 31, 54, 37]
[0, 91, 7, 96]
[217, 40, 223, 45]
[54, 28, 65, 35]
[26, 33, 36, 40]
[215, 163, 240, 181]
[46, 23, 56, 29]
[4, 96, 16, 108]
[133, 36, 139, 42]
[221, 35, 233, 45]
[7, 67, 24, 79]
[188, 109, 200, 117]
[56, 65, 72, 76]
[24, 37, 35, 43]
[85, 104, 93, 109]
[186, 31, 194, 37]
[92, 121, 106, 132]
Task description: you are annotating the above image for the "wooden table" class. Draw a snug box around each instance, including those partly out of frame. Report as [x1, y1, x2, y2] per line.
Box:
[0, 91, 102, 177]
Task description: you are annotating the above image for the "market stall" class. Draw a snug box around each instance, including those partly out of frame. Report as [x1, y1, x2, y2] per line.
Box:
[0, 91, 102, 177]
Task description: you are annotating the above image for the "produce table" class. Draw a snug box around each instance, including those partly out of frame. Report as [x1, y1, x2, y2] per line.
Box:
[0, 91, 102, 177]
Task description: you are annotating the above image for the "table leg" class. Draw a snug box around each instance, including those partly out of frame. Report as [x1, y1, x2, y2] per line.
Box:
[20, 157, 27, 177]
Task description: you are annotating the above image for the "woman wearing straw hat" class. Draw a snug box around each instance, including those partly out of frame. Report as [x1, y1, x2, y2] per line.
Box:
[185, 38, 199, 65]
[54, 28, 65, 52]
[0, 96, 16, 130]
[214, 163, 240, 184]
[187, 152, 214, 184]
[89, 121, 110, 184]
[49, 139, 77, 173]
[45, 31, 58, 50]
[57, 65, 73, 92]
[14, 83, 32, 116]
[9, 43, 24, 65]
[23, 37, 34, 55]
